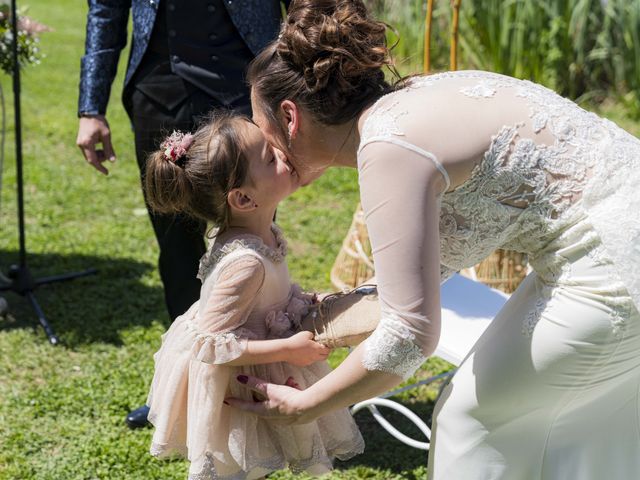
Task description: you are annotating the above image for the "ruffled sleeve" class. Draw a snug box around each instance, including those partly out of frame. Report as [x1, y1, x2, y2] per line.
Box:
[190, 253, 266, 365]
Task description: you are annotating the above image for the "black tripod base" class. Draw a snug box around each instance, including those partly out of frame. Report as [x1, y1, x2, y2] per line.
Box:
[0, 264, 97, 345]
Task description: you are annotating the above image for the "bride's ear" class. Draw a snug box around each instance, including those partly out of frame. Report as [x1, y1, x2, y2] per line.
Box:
[280, 100, 299, 141]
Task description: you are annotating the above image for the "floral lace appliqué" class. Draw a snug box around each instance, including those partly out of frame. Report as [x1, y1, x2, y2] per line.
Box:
[358, 69, 640, 338]
[188, 453, 218, 480]
[522, 283, 553, 337]
[360, 100, 407, 143]
[362, 312, 426, 380]
[460, 81, 497, 98]
[197, 224, 287, 281]
[405, 71, 615, 273]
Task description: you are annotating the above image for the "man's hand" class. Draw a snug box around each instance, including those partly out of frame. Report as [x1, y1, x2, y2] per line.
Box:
[76, 115, 116, 175]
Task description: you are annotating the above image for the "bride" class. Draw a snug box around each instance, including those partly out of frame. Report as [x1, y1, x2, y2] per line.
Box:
[227, 0, 640, 478]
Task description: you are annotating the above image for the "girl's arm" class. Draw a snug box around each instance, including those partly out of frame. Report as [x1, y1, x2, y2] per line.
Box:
[199, 253, 329, 368]
[225, 331, 329, 367]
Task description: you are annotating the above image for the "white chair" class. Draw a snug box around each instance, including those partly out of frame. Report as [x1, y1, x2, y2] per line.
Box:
[350, 273, 509, 450]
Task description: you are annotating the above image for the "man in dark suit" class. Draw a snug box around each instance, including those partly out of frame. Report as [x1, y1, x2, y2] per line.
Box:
[76, 0, 288, 428]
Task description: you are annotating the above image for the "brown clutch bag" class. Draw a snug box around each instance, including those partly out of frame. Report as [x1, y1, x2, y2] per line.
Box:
[300, 285, 381, 348]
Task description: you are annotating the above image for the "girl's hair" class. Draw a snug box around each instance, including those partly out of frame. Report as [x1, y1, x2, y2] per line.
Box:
[144, 111, 252, 232]
[247, 0, 395, 143]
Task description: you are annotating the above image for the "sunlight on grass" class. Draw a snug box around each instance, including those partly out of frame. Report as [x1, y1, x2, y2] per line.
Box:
[2, 1, 639, 479]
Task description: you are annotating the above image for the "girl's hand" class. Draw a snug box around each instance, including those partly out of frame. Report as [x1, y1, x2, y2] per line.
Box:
[285, 331, 330, 366]
[226, 374, 318, 425]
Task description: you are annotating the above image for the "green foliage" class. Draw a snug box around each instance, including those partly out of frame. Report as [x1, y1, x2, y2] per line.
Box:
[0, 2, 49, 74]
[365, 0, 452, 75]
[456, 0, 609, 98]
[367, 0, 640, 117]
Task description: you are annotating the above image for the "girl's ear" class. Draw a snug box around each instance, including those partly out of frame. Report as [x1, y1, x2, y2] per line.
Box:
[227, 188, 257, 212]
[280, 100, 299, 141]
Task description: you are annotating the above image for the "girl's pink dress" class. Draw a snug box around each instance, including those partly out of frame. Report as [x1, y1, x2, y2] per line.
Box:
[147, 225, 364, 480]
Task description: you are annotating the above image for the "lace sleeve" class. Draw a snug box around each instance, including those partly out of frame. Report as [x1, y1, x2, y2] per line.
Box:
[357, 140, 447, 379]
[192, 253, 266, 364]
[441, 265, 456, 284]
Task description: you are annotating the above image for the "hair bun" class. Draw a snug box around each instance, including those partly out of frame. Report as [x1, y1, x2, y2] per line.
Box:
[278, 0, 391, 94]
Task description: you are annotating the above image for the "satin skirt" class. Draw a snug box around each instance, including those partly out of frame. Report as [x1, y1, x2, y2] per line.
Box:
[428, 217, 640, 480]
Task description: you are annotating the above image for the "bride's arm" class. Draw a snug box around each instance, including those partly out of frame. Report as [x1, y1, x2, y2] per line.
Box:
[227, 142, 448, 421]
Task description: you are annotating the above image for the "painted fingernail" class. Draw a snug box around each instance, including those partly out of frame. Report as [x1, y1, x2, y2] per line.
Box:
[237, 375, 248, 384]
[223, 400, 230, 405]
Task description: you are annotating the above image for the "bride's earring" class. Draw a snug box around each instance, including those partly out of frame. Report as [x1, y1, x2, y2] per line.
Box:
[287, 126, 293, 149]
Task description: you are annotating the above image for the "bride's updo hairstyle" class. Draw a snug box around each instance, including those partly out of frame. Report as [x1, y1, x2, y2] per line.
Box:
[248, 0, 394, 138]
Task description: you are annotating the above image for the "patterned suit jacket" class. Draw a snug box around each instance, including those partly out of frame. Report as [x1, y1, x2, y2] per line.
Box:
[78, 0, 288, 115]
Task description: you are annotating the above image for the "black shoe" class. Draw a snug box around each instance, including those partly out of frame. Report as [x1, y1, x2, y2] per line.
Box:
[125, 405, 150, 429]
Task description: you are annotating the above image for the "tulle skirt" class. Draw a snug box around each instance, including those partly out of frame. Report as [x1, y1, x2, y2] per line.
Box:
[147, 309, 364, 480]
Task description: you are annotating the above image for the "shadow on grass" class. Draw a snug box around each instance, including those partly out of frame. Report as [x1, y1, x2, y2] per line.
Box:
[0, 249, 169, 346]
[335, 398, 435, 477]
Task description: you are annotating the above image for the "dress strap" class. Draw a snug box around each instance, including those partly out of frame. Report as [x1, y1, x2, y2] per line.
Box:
[359, 136, 451, 192]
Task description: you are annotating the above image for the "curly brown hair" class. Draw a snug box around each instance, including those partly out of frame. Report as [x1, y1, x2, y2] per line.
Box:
[247, 0, 396, 142]
[144, 111, 252, 232]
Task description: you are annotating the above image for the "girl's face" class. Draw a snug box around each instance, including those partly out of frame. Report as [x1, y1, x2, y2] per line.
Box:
[241, 121, 299, 208]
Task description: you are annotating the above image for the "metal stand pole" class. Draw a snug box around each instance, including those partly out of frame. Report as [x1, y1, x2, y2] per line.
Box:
[0, 0, 97, 344]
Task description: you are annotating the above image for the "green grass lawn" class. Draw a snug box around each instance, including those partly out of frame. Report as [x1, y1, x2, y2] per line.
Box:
[1, 2, 640, 480]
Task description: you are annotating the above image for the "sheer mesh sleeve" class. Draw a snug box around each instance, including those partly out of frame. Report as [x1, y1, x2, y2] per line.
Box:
[192, 253, 266, 364]
[358, 141, 449, 379]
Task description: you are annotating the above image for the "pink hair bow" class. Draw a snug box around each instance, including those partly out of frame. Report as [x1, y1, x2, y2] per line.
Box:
[161, 131, 195, 163]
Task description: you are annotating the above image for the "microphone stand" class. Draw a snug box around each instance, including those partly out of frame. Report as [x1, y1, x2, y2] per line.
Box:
[0, 0, 97, 344]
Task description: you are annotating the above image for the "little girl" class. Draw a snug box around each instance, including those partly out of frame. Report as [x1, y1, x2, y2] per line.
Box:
[144, 112, 364, 480]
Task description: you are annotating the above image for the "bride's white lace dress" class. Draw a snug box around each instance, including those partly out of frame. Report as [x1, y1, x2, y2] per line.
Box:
[356, 70, 640, 479]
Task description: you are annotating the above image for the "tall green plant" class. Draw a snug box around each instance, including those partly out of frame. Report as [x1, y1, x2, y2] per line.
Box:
[365, 0, 451, 74]
[593, 0, 640, 115]
[457, 0, 603, 97]
[368, 0, 640, 116]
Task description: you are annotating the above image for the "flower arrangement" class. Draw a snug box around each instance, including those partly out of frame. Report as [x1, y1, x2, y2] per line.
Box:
[0, 2, 49, 74]
[160, 131, 195, 164]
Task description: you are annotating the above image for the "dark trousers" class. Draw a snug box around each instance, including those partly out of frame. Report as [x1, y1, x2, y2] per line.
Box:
[124, 54, 251, 320]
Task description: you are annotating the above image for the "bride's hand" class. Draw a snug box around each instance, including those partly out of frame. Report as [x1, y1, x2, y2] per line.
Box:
[224, 374, 318, 425]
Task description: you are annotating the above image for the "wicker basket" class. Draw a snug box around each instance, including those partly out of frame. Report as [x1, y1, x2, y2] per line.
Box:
[330, 206, 529, 294]
[462, 250, 529, 294]
[330, 205, 375, 292]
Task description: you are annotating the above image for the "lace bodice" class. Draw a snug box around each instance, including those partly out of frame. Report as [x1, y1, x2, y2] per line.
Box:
[357, 70, 640, 378]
